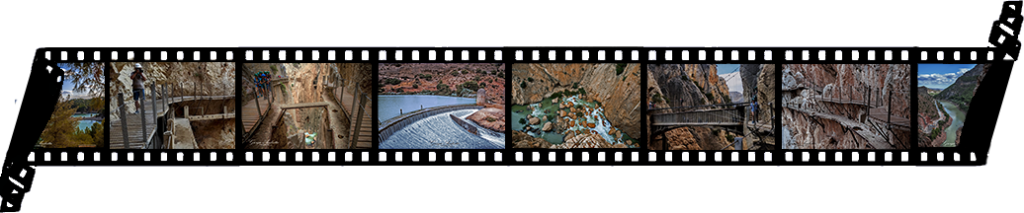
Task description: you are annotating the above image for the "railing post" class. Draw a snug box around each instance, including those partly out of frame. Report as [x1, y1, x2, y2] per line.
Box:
[352, 93, 367, 149]
[254, 89, 261, 118]
[151, 83, 158, 123]
[118, 93, 129, 148]
[162, 84, 167, 108]
[139, 88, 147, 150]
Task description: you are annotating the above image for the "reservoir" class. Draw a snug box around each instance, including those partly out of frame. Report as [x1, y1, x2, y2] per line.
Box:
[72, 113, 99, 131]
[939, 100, 966, 147]
[378, 95, 477, 123]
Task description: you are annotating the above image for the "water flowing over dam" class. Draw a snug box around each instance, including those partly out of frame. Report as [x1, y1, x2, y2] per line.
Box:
[380, 109, 505, 149]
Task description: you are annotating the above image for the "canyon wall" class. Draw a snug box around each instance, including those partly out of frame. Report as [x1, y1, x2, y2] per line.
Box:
[782, 64, 911, 149]
[512, 63, 641, 138]
[936, 63, 990, 112]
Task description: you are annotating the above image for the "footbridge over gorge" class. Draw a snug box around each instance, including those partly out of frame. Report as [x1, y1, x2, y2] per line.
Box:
[649, 102, 774, 150]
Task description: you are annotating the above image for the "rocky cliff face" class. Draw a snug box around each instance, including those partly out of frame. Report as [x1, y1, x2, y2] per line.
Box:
[782, 64, 911, 149]
[936, 64, 990, 112]
[648, 64, 731, 106]
[512, 63, 641, 138]
[109, 62, 235, 120]
[752, 65, 775, 123]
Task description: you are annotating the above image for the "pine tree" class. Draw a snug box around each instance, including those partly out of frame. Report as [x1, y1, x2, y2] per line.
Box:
[90, 121, 104, 147]
[40, 97, 80, 148]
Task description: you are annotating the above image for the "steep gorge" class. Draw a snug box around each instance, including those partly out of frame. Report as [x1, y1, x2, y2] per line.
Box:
[782, 64, 911, 149]
[511, 63, 642, 139]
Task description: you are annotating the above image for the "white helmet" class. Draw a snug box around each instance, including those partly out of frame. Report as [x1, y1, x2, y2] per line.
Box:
[135, 63, 143, 69]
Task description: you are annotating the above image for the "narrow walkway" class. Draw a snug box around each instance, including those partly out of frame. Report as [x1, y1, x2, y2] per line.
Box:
[242, 96, 271, 133]
[784, 106, 893, 149]
[339, 89, 372, 149]
[110, 95, 234, 149]
[110, 98, 168, 149]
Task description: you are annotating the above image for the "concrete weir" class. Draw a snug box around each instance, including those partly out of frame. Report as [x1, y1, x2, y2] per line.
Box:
[378, 109, 505, 148]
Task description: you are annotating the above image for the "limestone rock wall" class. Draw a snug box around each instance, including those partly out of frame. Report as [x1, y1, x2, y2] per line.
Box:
[109, 62, 235, 121]
[512, 63, 641, 139]
[782, 64, 911, 149]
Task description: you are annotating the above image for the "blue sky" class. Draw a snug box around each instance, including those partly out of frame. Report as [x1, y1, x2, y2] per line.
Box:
[717, 64, 741, 74]
[56, 64, 97, 99]
[918, 64, 976, 90]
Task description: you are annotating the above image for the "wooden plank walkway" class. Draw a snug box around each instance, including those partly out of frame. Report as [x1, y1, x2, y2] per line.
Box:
[242, 96, 271, 133]
[110, 95, 236, 149]
[340, 89, 372, 149]
[280, 102, 329, 110]
[784, 106, 892, 149]
[110, 98, 168, 149]
[868, 106, 911, 129]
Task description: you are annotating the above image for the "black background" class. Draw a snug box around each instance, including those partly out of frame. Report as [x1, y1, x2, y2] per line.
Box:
[9, 2, 1015, 210]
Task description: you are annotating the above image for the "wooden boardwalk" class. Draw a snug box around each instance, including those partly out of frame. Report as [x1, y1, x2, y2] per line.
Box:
[110, 95, 233, 149]
[868, 106, 911, 130]
[242, 96, 272, 133]
[340, 89, 372, 149]
[110, 98, 168, 149]
[280, 102, 329, 110]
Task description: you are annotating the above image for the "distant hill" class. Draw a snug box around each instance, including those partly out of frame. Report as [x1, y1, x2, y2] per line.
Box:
[728, 91, 744, 103]
[935, 64, 988, 111]
[719, 71, 743, 95]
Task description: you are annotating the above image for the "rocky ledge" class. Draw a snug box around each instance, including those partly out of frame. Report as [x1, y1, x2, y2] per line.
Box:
[467, 107, 505, 132]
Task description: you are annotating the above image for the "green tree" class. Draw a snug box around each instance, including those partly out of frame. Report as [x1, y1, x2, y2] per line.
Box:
[91, 120, 105, 147]
[385, 78, 402, 85]
[615, 63, 627, 75]
[436, 83, 449, 93]
[462, 81, 480, 91]
[39, 97, 80, 148]
[58, 63, 105, 95]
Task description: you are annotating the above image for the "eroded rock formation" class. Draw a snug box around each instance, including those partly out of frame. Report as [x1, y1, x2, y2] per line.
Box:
[511, 63, 642, 139]
[782, 64, 911, 149]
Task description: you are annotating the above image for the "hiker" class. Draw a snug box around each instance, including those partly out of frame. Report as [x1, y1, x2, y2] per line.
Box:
[130, 63, 146, 114]
[750, 101, 759, 123]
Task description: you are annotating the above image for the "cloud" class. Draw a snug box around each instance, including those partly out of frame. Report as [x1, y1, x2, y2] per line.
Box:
[917, 69, 969, 89]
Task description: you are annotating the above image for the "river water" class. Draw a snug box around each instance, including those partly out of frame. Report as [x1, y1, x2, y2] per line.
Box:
[511, 94, 637, 146]
[378, 95, 477, 123]
[939, 100, 966, 147]
[72, 113, 99, 131]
